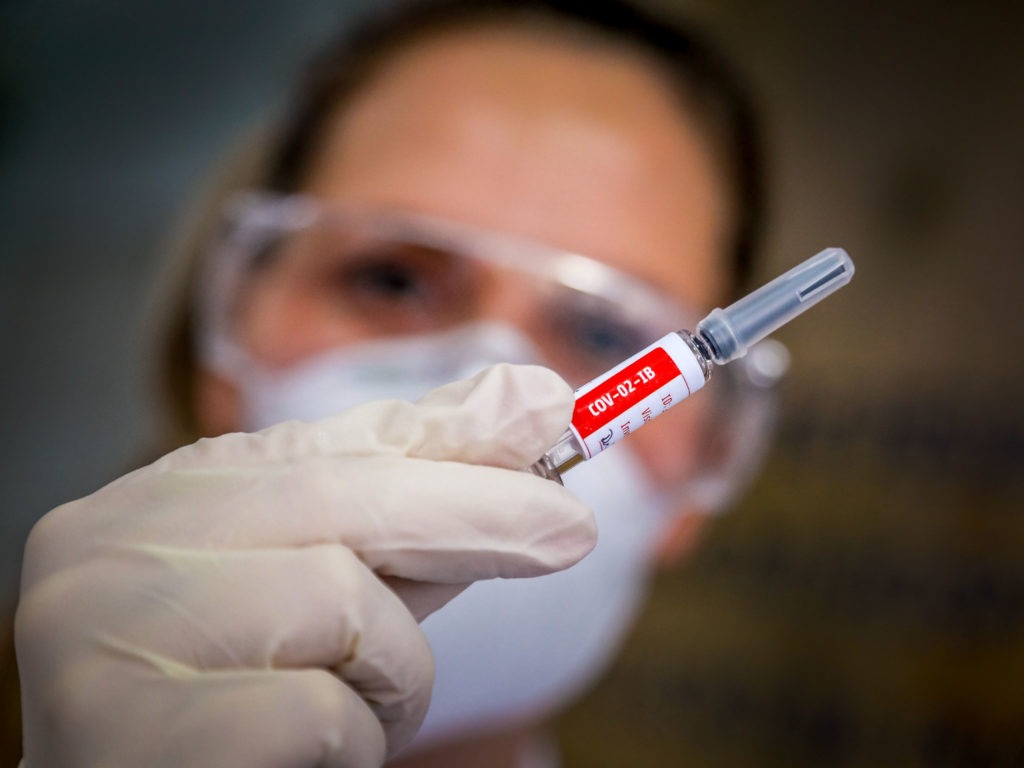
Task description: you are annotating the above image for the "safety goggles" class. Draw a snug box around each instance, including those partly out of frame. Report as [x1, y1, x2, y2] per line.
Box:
[197, 192, 705, 386]
[197, 192, 787, 510]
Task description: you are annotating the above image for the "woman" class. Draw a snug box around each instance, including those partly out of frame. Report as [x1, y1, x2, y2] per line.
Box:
[16, 1, 773, 765]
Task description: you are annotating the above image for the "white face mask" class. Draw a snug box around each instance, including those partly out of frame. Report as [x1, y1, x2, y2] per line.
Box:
[410, 433, 666, 752]
[232, 322, 542, 432]
[219, 323, 670, 748]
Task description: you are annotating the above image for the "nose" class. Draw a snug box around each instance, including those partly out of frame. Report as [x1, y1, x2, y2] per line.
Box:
[473, 268, 548, 340]
[467, 266, 574, 373]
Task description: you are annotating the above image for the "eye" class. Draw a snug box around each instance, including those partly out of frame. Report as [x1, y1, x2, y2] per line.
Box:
[342, 249, 434, 303]
[555, 303, 648, 367]
[319, 243, 475, 329]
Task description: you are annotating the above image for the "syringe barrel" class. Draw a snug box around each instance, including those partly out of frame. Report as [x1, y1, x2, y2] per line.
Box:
[529, 247, 854, 483]
[696, 247, 854, 364]
[527, 330, 710, 482]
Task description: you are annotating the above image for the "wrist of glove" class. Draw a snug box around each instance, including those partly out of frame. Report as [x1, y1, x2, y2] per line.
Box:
[16, 363, 596, 768]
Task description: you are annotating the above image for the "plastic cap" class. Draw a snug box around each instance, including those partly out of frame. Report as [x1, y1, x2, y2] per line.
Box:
[696, 247, 854, 364]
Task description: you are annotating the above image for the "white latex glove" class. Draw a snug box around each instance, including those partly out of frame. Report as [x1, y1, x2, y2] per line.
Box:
[16, 363, 595, 768]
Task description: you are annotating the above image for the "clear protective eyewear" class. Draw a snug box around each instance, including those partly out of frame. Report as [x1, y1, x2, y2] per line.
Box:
[197, 192, 788, 511]
[199, 192, 707, 387]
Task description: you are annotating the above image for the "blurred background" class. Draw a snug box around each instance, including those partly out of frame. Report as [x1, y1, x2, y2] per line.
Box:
[1, 0, 1022, 764]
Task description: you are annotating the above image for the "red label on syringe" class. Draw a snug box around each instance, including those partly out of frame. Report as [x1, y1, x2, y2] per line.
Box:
[569, 332, 706, 459]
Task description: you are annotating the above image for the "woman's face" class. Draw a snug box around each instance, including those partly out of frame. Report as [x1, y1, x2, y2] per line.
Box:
[203, 26, 732, 498]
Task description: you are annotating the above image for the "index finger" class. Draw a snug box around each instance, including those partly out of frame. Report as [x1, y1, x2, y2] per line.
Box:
[154, 363, 572, 472]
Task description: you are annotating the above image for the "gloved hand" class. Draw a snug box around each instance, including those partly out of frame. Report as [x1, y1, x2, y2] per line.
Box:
[16, 363, 595, 768]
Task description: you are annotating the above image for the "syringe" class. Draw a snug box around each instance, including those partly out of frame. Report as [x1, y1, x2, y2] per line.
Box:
[528, 247, 855, 483]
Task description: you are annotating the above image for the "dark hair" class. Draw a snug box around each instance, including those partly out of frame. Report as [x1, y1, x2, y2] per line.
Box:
[267, 0, 763, 293]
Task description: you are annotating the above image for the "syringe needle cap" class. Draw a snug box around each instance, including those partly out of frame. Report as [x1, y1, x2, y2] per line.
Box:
[696, 247, 854, 364]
